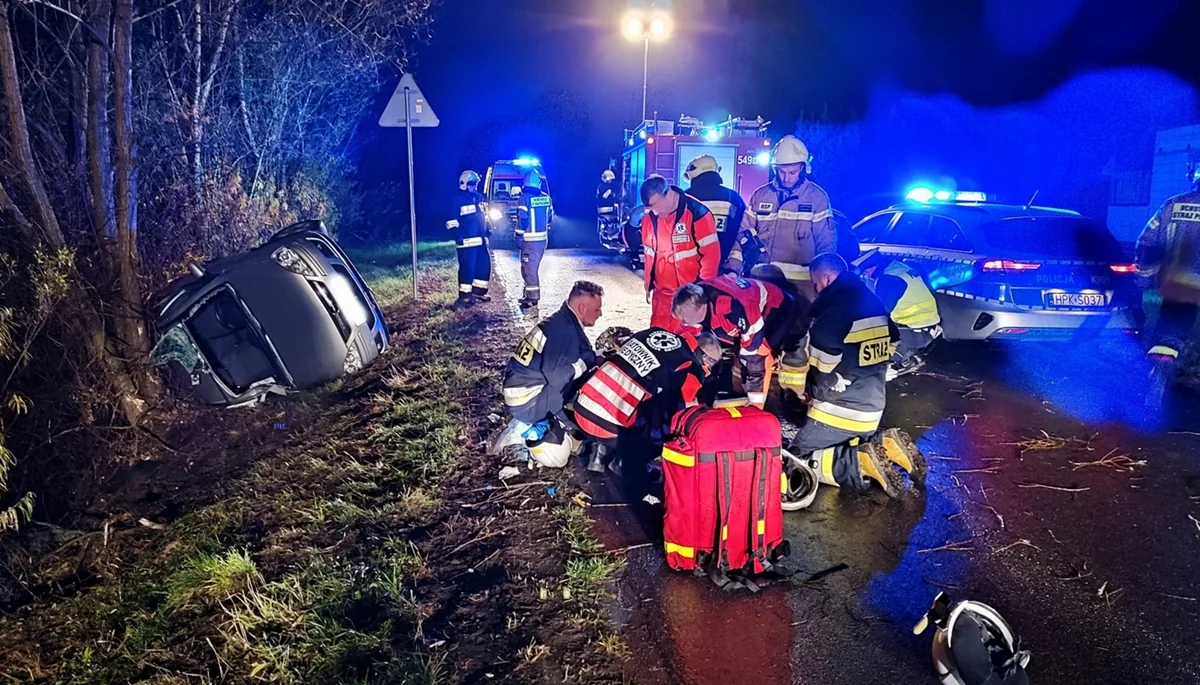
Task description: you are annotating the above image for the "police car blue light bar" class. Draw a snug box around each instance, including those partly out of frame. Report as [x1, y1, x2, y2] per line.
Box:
[905, 186, 990, 203]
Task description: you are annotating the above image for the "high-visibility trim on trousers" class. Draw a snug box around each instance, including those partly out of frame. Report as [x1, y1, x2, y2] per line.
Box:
[808, 400, 883, 433]
[503, 384, 544, 407]
[457, 237, 484, 248]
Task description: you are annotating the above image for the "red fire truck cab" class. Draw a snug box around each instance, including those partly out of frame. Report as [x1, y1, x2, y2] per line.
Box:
[619, 115, 773, 212]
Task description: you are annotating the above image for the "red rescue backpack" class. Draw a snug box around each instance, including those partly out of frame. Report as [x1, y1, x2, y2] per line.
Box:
[662, 402, 789, 590]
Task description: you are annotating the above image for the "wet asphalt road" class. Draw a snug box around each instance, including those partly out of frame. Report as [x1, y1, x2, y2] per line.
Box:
[493, 246, 1200, 684]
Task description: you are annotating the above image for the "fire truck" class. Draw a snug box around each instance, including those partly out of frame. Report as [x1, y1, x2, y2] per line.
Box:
[601, 115, 773, 256]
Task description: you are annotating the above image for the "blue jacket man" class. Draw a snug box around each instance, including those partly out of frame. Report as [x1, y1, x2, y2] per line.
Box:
[446, 170, 491, 306]
[516, 170, 554, 308]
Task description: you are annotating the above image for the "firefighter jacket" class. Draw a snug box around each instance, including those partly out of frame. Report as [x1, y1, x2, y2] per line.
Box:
[445, 188, 487, 247]
[596, 181, 619, 215]
[866, 260, 940, 330]
[686, 171, 747, 264]
[696, 275, 789, 406]
[641, 187, 721, 292]
[573, 328, 705, 441]
[1137, 189, 1200, 305]
[731, 179, 836, 281]
[503, 304, 596, 424]
[805, 272, 898, 435]
[516, 187, 554, 242]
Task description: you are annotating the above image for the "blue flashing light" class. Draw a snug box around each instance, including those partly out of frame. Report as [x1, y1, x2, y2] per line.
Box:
[905, 187, 935, 203]
[955, 191, 987, 203]
[513, 157, 540, 167]
[755, 151, 770, 166]
[934, 190, 953, 201]
[704, 128, 720, 142]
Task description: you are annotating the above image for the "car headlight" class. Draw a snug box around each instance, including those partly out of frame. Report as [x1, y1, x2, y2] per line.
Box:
[343, 344, 363, 375]
[488, 207, 503, 221]
[328, 274, 369, 327]
[272, 246, 318, 277]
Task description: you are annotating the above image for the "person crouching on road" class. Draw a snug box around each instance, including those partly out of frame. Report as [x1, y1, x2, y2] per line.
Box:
[857, 250, 941, 380]
[515, 170, 554, 309]
[640, 174, 721, 333]
[784, 254, 926, 505]
[670, 270, 800, 410]
[446, 170, 492, 308]
[492, 281, 604, 467]
[572, 328, 722, 472]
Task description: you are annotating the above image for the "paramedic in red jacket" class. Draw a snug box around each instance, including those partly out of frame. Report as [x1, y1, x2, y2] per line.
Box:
[640, 175, 721, 333]
[572, 328, 722, 446]
[671, 270, 801, 410]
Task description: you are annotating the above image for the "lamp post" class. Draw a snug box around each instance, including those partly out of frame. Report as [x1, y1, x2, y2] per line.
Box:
[622, 10, 671, 123]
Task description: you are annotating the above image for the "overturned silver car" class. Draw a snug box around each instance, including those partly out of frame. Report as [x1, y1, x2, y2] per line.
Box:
[150, 220, 389, 407]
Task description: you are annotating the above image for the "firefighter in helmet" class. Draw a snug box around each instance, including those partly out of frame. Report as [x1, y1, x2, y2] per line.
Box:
[728, 135, 837, 402]
[1137, 167, 1200, 370]
[684, 154, 747, 267]
[516, 169, 554, 308]
[445, 170, 492, 308]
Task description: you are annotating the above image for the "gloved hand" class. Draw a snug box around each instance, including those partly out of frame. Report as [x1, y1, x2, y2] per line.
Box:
[832, 373, 851, 393]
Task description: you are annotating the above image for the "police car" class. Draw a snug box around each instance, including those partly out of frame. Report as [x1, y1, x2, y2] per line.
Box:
[852, 188, 1140, 341]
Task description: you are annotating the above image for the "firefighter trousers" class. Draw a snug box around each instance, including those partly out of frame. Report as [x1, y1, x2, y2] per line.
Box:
[893, 325, 939, 365]
[649, 287, 684, 334]
[519, 239, 547, 303]
[788, 419, 874, 493]
[456, 238, 491, 297]
[1151, 300, 1198, 357]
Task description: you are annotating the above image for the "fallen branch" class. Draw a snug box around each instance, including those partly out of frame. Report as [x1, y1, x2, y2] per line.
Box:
[1189, 514, 1200, 534]
[1156, 591, 1197, 602]
[929, 455, 961, 462]
[994, 538, 1040, 554]
[923, 577, 961, 591]
[917, 539, 973, 554]
[953, 467, 1000, 475]
[1069, 449, 1146, 472]
[1018, 483, 1090, 493]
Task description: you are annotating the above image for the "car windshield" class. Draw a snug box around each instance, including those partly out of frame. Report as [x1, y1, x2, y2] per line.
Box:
[981, 217, 1127, 261]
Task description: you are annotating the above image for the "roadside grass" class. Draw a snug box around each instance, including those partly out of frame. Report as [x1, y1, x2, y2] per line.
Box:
[0, 245, 627, 683]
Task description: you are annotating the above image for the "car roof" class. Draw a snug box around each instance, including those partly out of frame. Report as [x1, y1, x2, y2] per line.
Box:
[880, 201, 1081, 220]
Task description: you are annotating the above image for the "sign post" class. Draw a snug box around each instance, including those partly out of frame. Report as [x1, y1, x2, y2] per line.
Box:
[379, 73, 440, 299]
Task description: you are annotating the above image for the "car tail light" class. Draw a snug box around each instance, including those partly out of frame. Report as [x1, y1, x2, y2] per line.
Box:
[1109, 264, 1137, 274]
[982, 259, 1041, 272]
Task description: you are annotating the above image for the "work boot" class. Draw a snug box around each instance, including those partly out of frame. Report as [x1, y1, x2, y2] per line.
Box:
[607, 455, 624, 477]
[473, 293, 493, 303]
[586, 443, 608, 473]
[857, 443, 904, 499]
[452, 295, 474, 311]
[881, 428, 927, 486]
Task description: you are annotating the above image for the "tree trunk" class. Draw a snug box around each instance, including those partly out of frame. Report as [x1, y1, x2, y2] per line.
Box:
[86, 0, 116, 244]
[0, 7, 64, 250]
[111, 0, 156, 401]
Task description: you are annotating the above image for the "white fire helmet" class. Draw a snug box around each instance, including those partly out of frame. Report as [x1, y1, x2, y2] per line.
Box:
[781, 450, 818, 511]
[459, 170, 480, 191]
[528, 429, 577, 469]
[914, 593, 1032, 685]
[601, 169, 616, 183]
[771, 135, 811, 167]
[684, 154, 721, 182]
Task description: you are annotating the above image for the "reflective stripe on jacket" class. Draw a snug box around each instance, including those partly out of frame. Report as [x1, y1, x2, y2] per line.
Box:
[572, 328, 704, 440]
[517, 187, 553, 242]
[447, 188, 487, 244]
[697, 275, 789, 399]
[502, 304, 595, 423]
[1137, 189, 1200, 304]
[873, 261, 940, 329]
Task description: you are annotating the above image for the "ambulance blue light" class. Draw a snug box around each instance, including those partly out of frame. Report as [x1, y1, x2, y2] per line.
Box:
[905, 187, 935, 203]
[513, 157, 540, 167]
[756, 151, 770, 166]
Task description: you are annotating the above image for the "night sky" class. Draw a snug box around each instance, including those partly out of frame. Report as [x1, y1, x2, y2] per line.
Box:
[360, 0, 1200, 240]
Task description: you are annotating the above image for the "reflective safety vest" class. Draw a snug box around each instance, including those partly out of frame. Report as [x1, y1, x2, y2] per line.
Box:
[883, 261, 940, 329]
[517, 188, 553, 242]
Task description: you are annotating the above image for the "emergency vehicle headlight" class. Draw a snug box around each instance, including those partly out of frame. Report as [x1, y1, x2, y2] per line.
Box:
[756, 151, 770, 166]
[905, 187, 935, 203]
[328, 274, 369, 328]
[488, 208, 503, 221]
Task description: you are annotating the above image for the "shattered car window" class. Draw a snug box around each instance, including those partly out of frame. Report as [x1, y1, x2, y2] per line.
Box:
[149, 324, 200, 373]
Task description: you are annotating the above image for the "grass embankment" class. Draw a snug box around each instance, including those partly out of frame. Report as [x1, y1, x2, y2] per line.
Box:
[0, 242, 624, 683]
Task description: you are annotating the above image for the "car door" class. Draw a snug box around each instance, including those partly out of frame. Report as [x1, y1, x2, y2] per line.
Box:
[876, 212, 933, 265]
[922, 215, 976, 290]
[853, 211, 899, 246]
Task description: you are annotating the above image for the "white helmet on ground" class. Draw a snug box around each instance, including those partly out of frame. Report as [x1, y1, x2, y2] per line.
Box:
[528, 429, 578, 469]
[781, 451, 819, 511]
[684, 154, 721, 183]
[601, 169, 616, 183]
[914, 593, 1032, 685]
[459, 170, 480, 191]
[771, 135, 810, 167]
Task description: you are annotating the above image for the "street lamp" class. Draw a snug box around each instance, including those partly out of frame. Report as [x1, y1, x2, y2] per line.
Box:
[622, 9, 672, 123]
